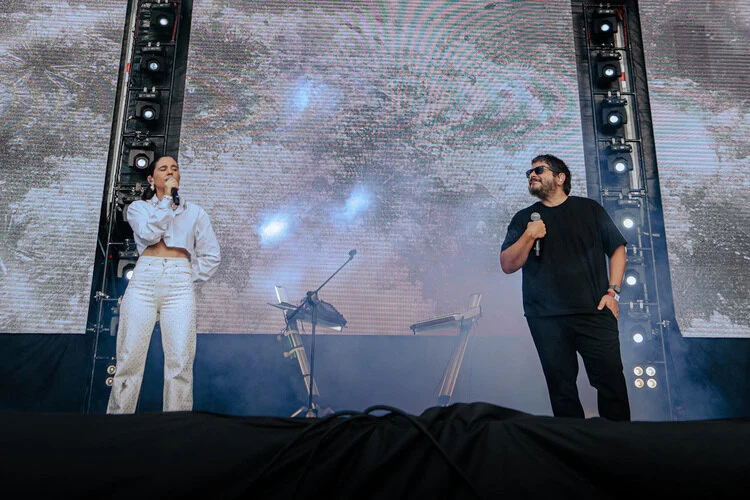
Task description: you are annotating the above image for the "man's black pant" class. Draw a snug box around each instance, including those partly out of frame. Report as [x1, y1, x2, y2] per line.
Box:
[526, 312, 631, 421]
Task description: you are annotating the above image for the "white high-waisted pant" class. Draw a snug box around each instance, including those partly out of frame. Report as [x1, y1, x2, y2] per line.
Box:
[107, 256, 196, 413]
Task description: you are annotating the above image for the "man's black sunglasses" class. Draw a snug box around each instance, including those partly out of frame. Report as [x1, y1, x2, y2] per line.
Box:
[525, 165, 556, 178]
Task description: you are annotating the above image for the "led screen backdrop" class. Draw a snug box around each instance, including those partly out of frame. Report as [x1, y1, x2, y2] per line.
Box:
[640, 0, 750, 338]
[179, 0, 586, 334]
[0, 1, 125, 333]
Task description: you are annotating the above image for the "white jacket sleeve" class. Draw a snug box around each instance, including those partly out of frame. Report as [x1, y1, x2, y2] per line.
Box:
[126, 198, 175, 247]
[191, 208, 221, 281]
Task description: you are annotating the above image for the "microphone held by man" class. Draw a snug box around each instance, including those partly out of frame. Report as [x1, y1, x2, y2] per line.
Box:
[529, 211, 545, 257]
[530, 212, 542, 256]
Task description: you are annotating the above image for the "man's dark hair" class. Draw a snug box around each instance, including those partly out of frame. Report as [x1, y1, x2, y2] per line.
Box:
[531, 154, 571, 195]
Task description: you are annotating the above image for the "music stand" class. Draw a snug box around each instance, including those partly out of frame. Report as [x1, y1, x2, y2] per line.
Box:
[410, 293, 481, 406]
[268, 250, 354, 417]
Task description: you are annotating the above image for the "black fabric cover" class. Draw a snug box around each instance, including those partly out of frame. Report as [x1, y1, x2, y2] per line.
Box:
[1, 402, 748, 499]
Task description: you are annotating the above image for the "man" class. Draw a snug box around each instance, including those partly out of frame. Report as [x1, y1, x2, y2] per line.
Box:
[500, 154, 630, 420]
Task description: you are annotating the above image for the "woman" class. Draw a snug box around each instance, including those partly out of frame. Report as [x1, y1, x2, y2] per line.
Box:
[107, 156, 220, 413]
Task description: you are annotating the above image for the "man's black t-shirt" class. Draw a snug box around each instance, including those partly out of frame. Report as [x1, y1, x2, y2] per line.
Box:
[501, 196, 626, 317]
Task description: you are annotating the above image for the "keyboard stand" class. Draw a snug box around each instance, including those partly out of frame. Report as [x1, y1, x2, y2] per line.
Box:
[410, 293, 482, 406]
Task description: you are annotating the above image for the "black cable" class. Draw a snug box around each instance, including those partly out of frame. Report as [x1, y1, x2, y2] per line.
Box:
[364, 405, 485, 500]
[252, 405, 485, 500]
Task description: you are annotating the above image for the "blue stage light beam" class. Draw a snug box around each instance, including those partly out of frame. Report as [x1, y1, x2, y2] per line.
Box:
[293, 82, 311, 112]
[339, 186, 372, 222]
[258, 215, 291, 245]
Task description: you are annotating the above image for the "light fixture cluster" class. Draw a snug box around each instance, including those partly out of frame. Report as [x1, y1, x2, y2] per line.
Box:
[633, 365, 659, 390]
[585, 4, 670, 416]
[125, 0, 178, 174]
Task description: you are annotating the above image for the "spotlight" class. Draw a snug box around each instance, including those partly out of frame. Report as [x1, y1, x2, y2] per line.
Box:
[604, 141, 633, 175]
[127, 138, 155, 170]
[621, 264, 646, 301]
[591, 8, 618, 44]
[134, 88, 162, 128]
[140, 45, 166, 82]
[621, 267, 646, 304]
[613, 197, 642, 233]
[136, 102, 159, 122]
[628, 323, 650, 344]
[624, 270, 639, 287]
[130, 150, 152, 170]
[595, 52, 622, 88]
[117, 259, 137, 279]
[147, 3, 175, 40]
[624, 321, 662, 361]
[599, 96, 628, 132]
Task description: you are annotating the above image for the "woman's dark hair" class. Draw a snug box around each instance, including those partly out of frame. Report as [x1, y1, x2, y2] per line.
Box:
[141, 155, 165, 201]
[531, 154, 571, 195]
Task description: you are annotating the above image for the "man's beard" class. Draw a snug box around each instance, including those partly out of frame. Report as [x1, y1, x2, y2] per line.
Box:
[528, 179, 553, 199]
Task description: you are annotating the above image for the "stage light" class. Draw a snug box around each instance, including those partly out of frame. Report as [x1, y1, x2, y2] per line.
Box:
[604, 141, 633, 175]
[127, 138, 155, 170]
[647, 378, 657, 389]
[616, 208, 640, 231]
[612, 158, 629, 173]
[141, 52, 165, 77]
[621, 265, 645, 302]
[115, 240, 138, 280]
[148, 3, 175, 39]
[155, 13, 171, 28]
[133, 152, 151, 169]
[136, 102, 159, 121]
[628, 322, 650, 344]
[625, 270, 639, 287]
[599, 96, 628, 133]
[595, 52, 622, 88]
[117, 259, 137, 280]
[612, 197, 642, 233]
[134, 88, 162, 128]
[634, 378, 644, 389]
[591, 8, 618, 44]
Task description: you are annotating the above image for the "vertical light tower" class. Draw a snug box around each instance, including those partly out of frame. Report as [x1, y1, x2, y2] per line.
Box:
[576, 1, 674, 420]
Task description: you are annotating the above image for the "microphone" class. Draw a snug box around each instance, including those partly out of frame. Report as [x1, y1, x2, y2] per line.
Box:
[349, 249, 357, 258]
[171, 187, 180, 206]
[530, 212, 541, 257]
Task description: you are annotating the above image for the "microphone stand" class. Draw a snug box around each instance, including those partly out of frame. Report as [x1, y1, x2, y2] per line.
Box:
[285, 250, 356, 417]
